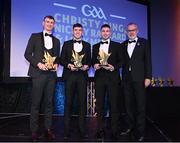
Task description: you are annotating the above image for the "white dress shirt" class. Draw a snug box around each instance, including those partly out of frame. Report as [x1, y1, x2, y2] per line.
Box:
[73, 40, 83, 52]
[43, 30, 53, 50]
[127, 37, 138, 58]
[99, 39, 110, 54]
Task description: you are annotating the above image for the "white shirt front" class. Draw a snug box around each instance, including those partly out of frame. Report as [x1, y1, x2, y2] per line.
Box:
[127, 37, 138, 58]
[43, 30, 53, 50]
[73, 40, 83, 53]
[99, 39, 110, 54]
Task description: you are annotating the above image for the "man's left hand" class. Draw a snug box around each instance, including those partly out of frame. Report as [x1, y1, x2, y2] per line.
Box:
[53, 64, 58, 71]
[80, 65, 89, 71]
[102, 64, 114, 71]
[144, 78, 151, 88]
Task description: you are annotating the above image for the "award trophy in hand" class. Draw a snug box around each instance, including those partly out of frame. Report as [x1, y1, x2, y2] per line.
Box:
[97, 49, 111, 66]
[42, 51, 56, 71]
[71, 50, 85, 68]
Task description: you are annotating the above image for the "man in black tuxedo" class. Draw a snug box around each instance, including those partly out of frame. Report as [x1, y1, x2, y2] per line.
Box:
[92, 24, 123, 140]
[60, 23, 91, 139]
[24, 15, 60, 141]
[121, 23, 152, 141]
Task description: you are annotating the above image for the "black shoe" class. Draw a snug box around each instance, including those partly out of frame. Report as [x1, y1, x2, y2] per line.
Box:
[96, 129, 105, 141]
[112, 133, 119, 141]
[45, 129, 55, 141]
[31, 132, 38, 142]
[120, 128, 131, 135]
[80, 133, 88, 139]
[137, 136, 144, 142]
[64, 133, 70, 141]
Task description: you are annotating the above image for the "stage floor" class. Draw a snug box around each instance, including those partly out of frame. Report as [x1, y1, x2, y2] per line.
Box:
[0, 114, 174, 142]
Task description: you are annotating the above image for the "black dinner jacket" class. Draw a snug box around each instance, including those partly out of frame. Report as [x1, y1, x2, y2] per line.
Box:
[24, 32, 60, 77]
[92, 40, 123, 83]
[121, 37, 152, 82]
[60, 39, 91, 80]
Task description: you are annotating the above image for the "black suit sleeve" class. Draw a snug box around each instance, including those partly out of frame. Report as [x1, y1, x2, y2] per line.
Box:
[85, 43, 91, 67]
[54, 39, 61, 64]
[144, 40, 152, 79]
[113, 43, 124, 70]
[60, 42, 69, 68]
[92, 45, 99, 66]
[24, 34, 40, 68]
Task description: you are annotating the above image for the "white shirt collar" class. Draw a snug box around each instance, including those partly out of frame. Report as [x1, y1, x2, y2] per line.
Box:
[43, 30, 52, 36]
[101, 38, 110, 43]
[129, 37, 138, 42]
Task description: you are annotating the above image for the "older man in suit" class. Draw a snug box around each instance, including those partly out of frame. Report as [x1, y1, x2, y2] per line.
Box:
[121, 23, 152, 142]
[24, 15, 60, 141]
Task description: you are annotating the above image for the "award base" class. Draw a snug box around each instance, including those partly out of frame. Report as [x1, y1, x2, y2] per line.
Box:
[74, 65, 83, 69]
[45, 65, 56, 71]
[47, 68, 56, 71]
[99, 64, 108, 67]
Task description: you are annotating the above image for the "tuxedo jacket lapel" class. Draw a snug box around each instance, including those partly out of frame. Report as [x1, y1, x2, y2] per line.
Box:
[40, 32, 44, 50]
[108, 41, 113, 54]
[124, 41, 131, 60]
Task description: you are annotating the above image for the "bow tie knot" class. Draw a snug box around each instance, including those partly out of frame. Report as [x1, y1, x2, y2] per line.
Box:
[73, 40, 82, 44]
[45, 33, 53, 37]
[128, 40, 136, 44]
[100, 41, 108, 44]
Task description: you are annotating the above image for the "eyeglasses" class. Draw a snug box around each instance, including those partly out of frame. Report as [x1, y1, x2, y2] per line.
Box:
[126, 29, 137, 33]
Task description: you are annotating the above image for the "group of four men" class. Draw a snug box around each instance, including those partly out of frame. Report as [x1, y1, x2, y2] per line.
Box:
[24, 15, 152, 141]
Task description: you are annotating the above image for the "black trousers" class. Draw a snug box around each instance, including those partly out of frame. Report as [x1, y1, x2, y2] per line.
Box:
[95, 75, 120, 135]
[30, 73, 56, 132]
[123, 75, 146, 136]
[64, 72, 87, 136]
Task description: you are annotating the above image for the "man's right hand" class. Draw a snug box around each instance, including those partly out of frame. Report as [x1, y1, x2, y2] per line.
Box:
[94, 64, 101, 70]
[68, 64, 78, 71]
[37, 62, 48, 71]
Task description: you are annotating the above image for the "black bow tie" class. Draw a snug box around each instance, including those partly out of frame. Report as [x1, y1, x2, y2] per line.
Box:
[45, 33, 53, 37]
[100, 41, 108, 44]
[73, 40, 82, 44]
[128, 40, 136, 44]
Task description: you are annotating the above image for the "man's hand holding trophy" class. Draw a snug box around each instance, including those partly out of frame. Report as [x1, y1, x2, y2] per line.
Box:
[95, 49, 114, 71]
[38, 51, 57, 71]
[69, 50, 88, 71]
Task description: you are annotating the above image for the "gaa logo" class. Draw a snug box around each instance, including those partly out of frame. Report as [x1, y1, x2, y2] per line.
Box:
[81, 4, 107, 20]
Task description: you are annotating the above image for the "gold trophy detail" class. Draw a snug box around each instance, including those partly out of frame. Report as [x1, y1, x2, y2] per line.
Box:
[158, 77, 164, 87]
[71, 50, 84, 68]
[42, 51, 56, 71]
[151, 77, 157, 87]
[167, 78, 174, 87]
[97, 49, 111, 66]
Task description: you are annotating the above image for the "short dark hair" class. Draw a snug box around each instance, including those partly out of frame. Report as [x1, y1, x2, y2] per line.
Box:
[43, 15, 55, 21]
[101, 24, 111, 30]
[73, 23, 83, 29]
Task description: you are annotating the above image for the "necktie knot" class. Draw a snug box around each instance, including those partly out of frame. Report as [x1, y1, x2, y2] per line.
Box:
[73, 40, 82, 44]
[45, 33, 53, 37]
[100, 41, 108, 44]
[128, 40, 136, 44]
